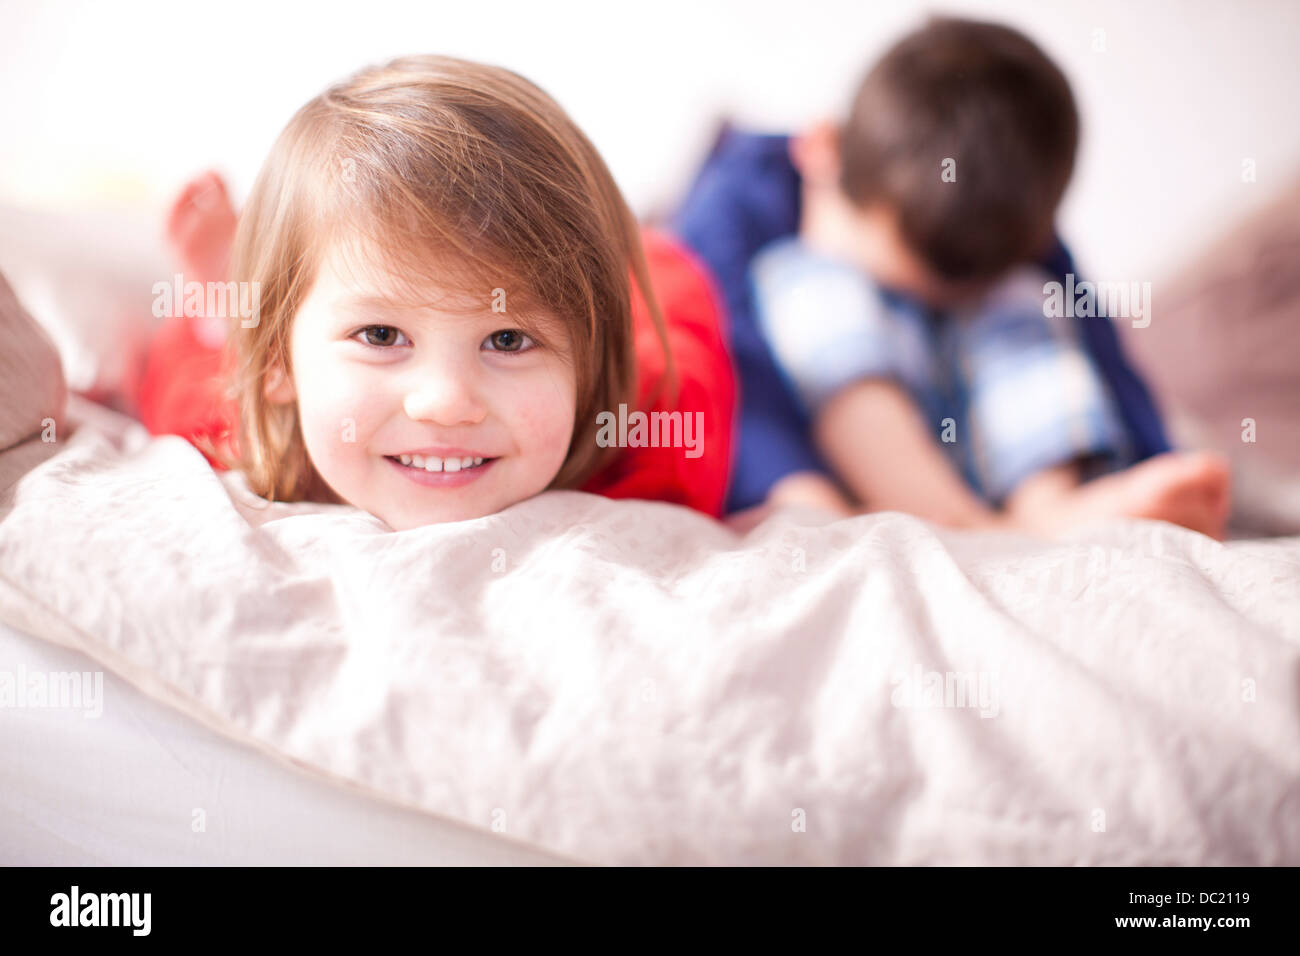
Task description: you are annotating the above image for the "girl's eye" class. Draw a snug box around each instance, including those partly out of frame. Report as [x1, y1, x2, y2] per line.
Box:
[354, 325, 410, 348]
[483, 329, 536, 354]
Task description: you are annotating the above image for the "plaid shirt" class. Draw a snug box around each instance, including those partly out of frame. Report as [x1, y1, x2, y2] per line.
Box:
[751, 237, 1131, 503]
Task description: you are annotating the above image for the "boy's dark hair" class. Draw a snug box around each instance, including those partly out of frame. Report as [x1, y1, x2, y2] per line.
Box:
[839, 16, 1078, 282]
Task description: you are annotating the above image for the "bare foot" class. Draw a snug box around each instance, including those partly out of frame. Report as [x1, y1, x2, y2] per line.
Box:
[723, 472, 856, 532]
[1043, 451, 1232, 539]
[166, 171, 239, 348]
[767, 470, 857, 519]
[167, 170, 238, 283]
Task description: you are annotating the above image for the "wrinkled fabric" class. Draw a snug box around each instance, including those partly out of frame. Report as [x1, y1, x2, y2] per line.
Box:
[1, 402, 1298, 865]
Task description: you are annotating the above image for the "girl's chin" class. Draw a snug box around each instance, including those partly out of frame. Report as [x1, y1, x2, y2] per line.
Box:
[377, 496, 501, 535]
[377, 487, 510, 530]
[378, 504, 496, 531]
[342, 456, 560, 530]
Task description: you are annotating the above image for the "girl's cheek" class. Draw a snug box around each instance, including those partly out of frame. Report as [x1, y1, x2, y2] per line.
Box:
[295, 359, 383, 457]
[511, 367, 576, 454]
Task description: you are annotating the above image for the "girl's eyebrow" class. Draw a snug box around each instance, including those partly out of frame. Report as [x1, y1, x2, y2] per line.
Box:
[336, 293, 563, 333]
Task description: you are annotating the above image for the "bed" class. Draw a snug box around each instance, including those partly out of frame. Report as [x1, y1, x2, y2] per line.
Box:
[2, 201, 1299, 866]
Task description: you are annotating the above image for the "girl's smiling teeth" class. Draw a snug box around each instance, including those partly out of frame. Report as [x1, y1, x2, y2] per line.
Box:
[391, 453, 489, 473]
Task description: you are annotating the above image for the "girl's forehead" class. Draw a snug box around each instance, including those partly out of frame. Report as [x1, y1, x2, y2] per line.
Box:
[321, 233, 486, 313]
[313, 232, 574, 345]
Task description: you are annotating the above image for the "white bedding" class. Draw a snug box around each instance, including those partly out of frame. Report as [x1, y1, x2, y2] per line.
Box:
[2, 397, 1298, 865]
[0, 617, 568, 865]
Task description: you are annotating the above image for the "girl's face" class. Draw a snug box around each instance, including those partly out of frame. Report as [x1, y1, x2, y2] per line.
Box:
[268, 237, 578, 530]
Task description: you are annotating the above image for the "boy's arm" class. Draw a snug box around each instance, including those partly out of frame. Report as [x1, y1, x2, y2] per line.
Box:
[810, 373, 1227, 537]
[813, 377, 1004, 529]
[815, 376, 1092, 532]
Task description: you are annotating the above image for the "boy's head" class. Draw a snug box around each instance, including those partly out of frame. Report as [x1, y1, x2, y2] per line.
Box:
[800, 17, 1078, 302]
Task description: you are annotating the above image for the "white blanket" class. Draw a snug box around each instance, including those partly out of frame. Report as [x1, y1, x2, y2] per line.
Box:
[2, 399, 1298, 865]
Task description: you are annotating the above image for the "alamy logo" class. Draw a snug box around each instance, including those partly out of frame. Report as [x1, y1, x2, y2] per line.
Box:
[50, 886, 151, 936]
[890, 665, 999, 718]
[1043, 273, 1151, 328]
[152, 273, 261, 328]
[0, 666, 102, 717]
[595, 403, 704, 458]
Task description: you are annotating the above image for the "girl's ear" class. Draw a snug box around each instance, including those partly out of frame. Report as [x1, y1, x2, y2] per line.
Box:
[264, 362, 296, 403]
[790, 120, 842, 186]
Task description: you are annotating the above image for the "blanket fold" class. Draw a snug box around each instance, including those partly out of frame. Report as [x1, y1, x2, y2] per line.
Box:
[1, 399, 1297, 864]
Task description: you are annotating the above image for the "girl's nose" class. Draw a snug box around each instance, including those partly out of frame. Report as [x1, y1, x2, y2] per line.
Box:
[402, 368, 487, 427]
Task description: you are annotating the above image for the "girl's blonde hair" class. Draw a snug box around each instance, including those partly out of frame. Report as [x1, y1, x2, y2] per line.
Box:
[219, 54, 674, 502]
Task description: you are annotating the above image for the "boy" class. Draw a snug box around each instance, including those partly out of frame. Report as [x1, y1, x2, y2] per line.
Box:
[694, 17, 1229, 536]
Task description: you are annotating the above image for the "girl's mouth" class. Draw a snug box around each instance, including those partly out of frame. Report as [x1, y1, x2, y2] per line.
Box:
[384, 454, 497, 488]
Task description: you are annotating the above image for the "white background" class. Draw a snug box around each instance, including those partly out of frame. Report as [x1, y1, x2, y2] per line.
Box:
[1, 0, 1298, 281]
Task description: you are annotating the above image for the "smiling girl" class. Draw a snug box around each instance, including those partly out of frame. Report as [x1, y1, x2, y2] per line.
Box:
[136, 55, 735, 531]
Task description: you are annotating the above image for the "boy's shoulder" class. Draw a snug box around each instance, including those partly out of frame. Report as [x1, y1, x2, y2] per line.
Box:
[963, 264, 1055, 314]
[951, 263, 1070, 340]
[750, 237, 896, 339]
[751, 235, 873, 295]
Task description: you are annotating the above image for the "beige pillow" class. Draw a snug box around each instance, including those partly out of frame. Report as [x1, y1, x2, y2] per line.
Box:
[0, 269, 68, 503]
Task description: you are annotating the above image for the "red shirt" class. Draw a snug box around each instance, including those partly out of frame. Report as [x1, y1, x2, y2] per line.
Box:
[135, 229, 736, 518]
